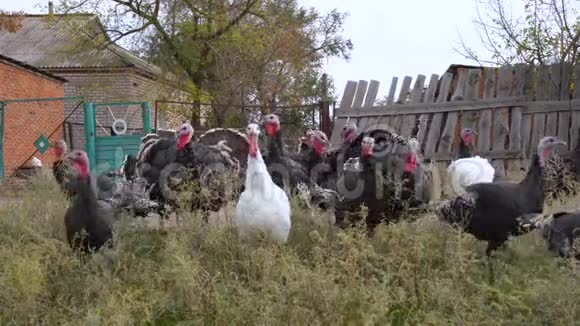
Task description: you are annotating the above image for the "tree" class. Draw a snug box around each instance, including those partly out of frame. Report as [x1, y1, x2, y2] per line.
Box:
[57, 0, 352, 128]
[456, 0, 580, 67]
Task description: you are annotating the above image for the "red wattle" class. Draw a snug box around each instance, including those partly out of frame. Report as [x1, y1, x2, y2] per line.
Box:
[177, 134, 190, 150]
[265, 123, 278, 137]
[54, 148, 63, 159]
[312, 138, 325, 156]
[73, 161, 89, 179]
[464, 134, 472, 145]
[362, 146, 373, 157]
[248, 135, 258, 157]
[404, 153, 417, 173]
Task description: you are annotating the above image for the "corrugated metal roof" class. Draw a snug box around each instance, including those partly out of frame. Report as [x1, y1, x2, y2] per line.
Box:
[0, 14, 162, 77]
[0, 53, 67, 82]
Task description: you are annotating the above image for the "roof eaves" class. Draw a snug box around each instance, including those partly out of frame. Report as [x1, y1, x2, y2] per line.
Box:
[0, 53, 67, 83]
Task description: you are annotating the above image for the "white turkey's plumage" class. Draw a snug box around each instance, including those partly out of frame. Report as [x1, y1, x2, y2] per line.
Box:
[235, 124, 291, 244]
[31, 157, 42, 167]
[447, 155, 495, 195]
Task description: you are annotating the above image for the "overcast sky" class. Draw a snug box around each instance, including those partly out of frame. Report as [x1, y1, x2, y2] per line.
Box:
[2, 0, 525, 99]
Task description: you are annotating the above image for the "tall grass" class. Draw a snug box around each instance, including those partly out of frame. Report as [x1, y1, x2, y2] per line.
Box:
[1, 174, 580, 324]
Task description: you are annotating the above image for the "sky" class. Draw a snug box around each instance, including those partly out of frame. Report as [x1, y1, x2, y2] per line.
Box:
[2, 0, 525, 100]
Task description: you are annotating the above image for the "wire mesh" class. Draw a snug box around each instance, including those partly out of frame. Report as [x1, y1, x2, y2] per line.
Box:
[3, 98, 83, 177]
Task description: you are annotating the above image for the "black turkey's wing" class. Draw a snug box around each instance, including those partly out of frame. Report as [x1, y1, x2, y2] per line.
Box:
[148, 139, 177, 167]
[141, 138, 177, 182]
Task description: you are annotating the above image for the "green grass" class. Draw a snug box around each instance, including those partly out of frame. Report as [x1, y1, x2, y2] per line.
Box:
[1, 173, 580, 325]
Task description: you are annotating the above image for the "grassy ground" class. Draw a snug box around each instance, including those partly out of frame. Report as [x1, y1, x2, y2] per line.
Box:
[1, 173, 580, 325]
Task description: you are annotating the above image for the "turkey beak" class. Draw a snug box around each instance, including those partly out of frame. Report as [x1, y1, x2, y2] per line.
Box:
[556, 140, 567, 147]
[472, 130, 478, 135]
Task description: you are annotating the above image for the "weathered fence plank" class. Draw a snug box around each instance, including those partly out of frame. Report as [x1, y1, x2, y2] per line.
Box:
[557, 63, 573, 154]
[560, 62, 572, 100]
[352, 80, 369, 109]
[390, 76, 413, 133]
[452, 68, 469, 101]
[330, 80, 358, 144]
[387, 77, 398, 105]
[570, 65, 580, 150]
[358, 80, 380, 131]
[397, 76, 413, 104]
[417, 74, 440, 150]
[478, 68, 495, 153]
[520, 65, 535, 158]
[363, 80, 380, 107]
[431, 72, 454, 199]
[507, 64, 527, 173]
[571, 112, 580, 150]
[491, 66, 513, 175]
[438, 69, 468, 155]
[424, 73, 453, 158]
[400, 74, 425, 138]
[545, 64, 561, 137]
[530, 66, 551, 152]
[460, 69, 482, 132]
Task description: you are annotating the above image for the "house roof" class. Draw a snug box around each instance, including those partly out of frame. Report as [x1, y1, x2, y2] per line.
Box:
[0, 53, 67, 82]
[445, 64, 491, 75]
[0, 14, 162, 77]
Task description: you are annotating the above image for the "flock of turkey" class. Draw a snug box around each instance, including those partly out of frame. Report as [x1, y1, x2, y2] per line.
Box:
[50, 113, 580, 262]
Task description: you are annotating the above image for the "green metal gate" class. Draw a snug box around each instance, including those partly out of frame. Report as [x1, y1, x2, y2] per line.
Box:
[84, 101, 152, 175]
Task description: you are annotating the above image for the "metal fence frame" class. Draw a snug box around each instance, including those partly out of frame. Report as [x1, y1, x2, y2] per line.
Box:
[0, 96, 84, 179]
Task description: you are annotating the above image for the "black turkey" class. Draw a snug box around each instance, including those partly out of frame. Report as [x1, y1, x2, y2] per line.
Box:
[261, 113, 311, 191]
[437, 136, 567, 256]
[261, 113, 339, 210]
[64, 150, 114, 254]
[334, 122, 432, 208]
[335, 136, 415, 233]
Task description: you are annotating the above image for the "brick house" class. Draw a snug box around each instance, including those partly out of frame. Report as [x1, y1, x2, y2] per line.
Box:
[0, 54, 66, 176]
[0, 13, 185, 150]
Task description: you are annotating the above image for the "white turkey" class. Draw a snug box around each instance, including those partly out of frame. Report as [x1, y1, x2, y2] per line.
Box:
[447, 128, 495, 196]
[235, 123, 291, 244]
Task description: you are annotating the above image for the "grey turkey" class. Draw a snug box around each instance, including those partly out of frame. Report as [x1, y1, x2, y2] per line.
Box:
[153, 125, 246, 219]
[436, 136, 567, 256]
[456, 127, 478, 159]
[536, 127, 580, 202]
[64, 150, 114, 254]
[535, 210, 580, 260]
[295, 129, 335, 188]
[51, 139, 76, 197]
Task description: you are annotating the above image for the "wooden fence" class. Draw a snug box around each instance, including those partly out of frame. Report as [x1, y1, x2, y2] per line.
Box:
[331, 63, 580, 180]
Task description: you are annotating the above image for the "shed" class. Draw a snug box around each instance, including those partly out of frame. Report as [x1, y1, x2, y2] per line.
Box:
[0, 53, 67, 176]
[0, 13, 183, 150]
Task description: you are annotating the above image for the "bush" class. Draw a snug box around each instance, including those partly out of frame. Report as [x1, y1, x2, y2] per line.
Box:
[0, 174, 579, 324]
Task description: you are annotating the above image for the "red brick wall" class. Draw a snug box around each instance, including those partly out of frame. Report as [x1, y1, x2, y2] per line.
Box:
[0, 60, 64, 175]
